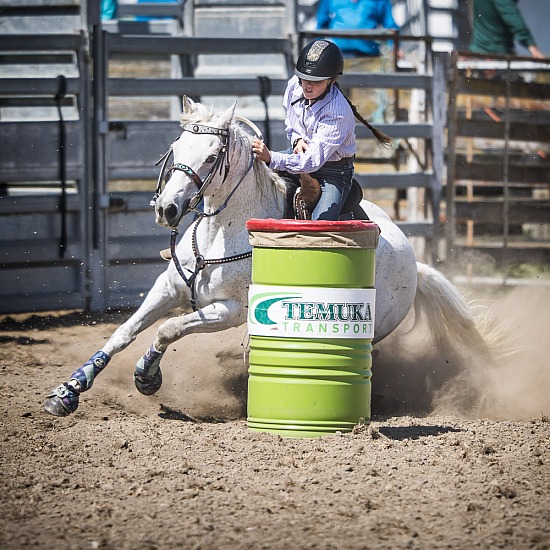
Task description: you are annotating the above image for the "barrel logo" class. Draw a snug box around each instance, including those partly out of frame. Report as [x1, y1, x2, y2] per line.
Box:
[248, 285, 376, 339]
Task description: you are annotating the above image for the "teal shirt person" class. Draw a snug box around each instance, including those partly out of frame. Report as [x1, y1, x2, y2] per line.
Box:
[317, 0, 399, 57]
[101, 0, 117, 21]
[470, 0, 543, 58]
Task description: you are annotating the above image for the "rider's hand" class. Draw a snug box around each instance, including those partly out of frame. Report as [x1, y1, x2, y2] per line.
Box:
[252, 138, 271, 165]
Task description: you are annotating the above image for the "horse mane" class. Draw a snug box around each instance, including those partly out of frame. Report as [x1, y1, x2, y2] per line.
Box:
[251, 148, 287, 198]
[226, 116, 287, 200]
[179, 100, 287, 204]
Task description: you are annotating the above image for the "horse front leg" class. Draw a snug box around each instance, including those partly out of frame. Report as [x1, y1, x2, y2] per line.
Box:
[44, 272, 184, 416]
[133, 299, 244, 397]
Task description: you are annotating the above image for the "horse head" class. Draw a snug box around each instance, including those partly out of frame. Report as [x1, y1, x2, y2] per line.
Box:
[153, 98, 238, 228]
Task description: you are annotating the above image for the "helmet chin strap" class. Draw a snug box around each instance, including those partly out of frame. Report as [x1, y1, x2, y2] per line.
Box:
[311, 83, 333, 103]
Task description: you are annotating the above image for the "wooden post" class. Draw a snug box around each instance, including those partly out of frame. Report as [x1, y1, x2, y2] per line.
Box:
[465, 67, 474, 282]
[445, 50, 459, 272]
[431, 52, 448, 263]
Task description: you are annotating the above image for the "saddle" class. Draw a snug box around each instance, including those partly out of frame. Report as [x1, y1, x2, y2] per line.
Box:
[282, 172, 369, 221]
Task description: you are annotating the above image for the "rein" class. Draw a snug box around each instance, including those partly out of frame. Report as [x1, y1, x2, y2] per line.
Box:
[156, 121, 255, 311]
[170, 215, 252, 311]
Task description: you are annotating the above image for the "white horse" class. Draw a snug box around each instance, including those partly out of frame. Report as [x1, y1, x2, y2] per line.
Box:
[44, 98, 482, 417]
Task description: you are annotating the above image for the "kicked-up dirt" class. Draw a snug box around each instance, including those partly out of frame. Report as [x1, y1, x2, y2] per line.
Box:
[0, 285, 549, 549]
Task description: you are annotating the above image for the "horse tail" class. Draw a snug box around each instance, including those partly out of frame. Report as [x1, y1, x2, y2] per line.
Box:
[413, 262, 490, 356]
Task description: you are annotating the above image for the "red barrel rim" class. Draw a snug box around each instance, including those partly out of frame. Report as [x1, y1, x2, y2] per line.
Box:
[246, 218, 378, 232]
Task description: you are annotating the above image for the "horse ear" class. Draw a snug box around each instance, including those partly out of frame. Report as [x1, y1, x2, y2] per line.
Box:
[182, 95, 195, 114]
[218, 101, 237, 127]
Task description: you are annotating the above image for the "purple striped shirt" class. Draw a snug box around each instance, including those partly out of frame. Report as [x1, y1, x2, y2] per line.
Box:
[269, 76, 356, 174]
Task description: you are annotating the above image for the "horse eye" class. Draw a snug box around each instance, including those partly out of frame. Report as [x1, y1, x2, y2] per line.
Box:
[205, 154, 217, 163]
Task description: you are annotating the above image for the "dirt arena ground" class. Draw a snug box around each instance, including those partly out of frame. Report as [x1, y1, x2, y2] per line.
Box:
[1, 285, 549, 549]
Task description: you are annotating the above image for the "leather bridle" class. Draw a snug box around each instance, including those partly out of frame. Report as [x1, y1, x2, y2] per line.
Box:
[151, 122, 231, 219]
[152, 121, 255, 311]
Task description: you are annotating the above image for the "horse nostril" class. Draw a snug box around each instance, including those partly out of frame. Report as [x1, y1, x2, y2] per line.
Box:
[165, 203, 178, 222]
[157, 206, 164, 219]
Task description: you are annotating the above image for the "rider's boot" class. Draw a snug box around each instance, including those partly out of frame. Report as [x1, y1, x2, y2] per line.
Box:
[44, 351, 111, 417]
[134, 344, 164, 396]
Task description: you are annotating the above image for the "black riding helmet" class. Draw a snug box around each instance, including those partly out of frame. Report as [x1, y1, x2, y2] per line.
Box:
[295, 39, 344, 81]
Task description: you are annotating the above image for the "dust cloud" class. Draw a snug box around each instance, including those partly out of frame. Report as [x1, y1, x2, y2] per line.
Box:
[400, 284, 550, 421]
[453, 285, 549, 420]
[96, 285, 548, 423]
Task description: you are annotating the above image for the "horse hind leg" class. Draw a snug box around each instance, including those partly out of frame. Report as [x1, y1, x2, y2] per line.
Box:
[44, 351, 111, 416]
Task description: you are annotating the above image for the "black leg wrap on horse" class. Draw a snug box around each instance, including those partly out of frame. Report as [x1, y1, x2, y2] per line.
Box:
[134, 344, 164, 395]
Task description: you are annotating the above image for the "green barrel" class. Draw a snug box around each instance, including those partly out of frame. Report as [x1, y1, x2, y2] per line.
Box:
[246, 219, 380, 438]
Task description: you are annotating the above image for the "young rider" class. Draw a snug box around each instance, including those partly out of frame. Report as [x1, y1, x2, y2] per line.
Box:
[252, 38, 390, 220]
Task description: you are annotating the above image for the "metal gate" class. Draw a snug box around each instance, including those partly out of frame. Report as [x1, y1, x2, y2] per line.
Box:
[0, 31, 189, 314]
[0, 31, 92, 313]
[0, 0, 292, 315]
[1, 0, 448, 315]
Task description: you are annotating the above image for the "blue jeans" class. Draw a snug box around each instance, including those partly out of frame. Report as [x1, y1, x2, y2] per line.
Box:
[310, 160, 354, 220]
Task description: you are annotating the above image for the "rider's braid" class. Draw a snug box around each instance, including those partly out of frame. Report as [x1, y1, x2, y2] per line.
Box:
[334, 82, 392, 148]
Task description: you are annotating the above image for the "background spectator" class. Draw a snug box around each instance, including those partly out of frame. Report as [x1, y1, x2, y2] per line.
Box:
[101, 0, 117, 21]
[470, 0, 543, 58]
[316, 0, 401, 123]
[316, 0, 399, 58]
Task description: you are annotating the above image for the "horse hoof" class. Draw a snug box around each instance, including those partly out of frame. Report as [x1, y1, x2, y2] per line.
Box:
[134, 345, 164, 396]
[44, 383, 80, 416]
[44, 396, 72, 416]
[134, 369, 163, 396]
